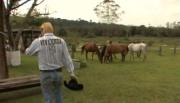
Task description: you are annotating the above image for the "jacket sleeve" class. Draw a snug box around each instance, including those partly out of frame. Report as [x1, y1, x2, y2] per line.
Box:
[61, 39, 75, 74]
[25, 39, 40, 55]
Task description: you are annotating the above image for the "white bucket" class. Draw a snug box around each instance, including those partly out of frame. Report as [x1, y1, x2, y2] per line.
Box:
[6, 50, 21, 66]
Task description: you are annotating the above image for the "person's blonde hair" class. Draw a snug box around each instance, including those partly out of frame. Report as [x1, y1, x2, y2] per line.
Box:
[40, 22, 54, 33]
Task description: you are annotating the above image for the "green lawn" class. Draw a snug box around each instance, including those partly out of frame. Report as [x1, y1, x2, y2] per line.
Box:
[2, 39, 180, 103]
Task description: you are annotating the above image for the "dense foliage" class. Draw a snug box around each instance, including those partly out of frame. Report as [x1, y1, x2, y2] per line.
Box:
[11, 16, 180, 37]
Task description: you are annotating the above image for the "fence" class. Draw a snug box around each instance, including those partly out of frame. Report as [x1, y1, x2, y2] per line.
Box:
[148, 44, 180, 56]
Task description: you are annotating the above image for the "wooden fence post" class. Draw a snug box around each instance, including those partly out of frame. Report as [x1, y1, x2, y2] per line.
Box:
[159, 45, 162, 56]
[71, 44, 76, 59]
[173, 45, 177, 56]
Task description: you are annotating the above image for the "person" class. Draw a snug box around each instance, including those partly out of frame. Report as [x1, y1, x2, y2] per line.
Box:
[25, 22, 76, 103]
[106, 40, 112, 46]
[105, 40, 114, 62]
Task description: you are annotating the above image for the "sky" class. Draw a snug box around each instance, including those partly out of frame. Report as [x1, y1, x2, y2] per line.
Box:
[17, 0, 180, 27]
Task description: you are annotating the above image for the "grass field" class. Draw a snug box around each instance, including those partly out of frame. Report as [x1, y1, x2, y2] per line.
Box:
[2, 37, 180, 103]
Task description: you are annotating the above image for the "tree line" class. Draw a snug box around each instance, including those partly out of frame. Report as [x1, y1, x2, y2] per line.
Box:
[11, 16, 180, 38]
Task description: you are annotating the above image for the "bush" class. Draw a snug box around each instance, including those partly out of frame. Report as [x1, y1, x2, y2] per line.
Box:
[147, 40, 154, 46]
[85, 34, 96, 38]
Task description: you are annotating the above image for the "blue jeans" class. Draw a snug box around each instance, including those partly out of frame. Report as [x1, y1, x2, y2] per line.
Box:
[40, 71, 63, 103]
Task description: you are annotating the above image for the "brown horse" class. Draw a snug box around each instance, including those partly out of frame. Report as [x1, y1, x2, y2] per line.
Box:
[100, 43, 129, 63]
[81, 42, 101, 62]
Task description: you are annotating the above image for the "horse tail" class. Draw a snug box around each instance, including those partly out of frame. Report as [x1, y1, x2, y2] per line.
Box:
[127, 46, 129, 52]
[126, 46, 129, 53]
[81, 45, 85, 55]
[123, 45, 129, 56]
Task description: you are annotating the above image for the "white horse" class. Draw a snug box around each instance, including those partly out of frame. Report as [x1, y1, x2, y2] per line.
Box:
[128, 42, 147, 61]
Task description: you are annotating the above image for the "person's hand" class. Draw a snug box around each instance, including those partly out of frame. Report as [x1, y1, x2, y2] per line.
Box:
[70, 72, 78, 80]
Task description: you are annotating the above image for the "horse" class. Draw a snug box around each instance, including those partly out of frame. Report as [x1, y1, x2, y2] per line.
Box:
[99, 45, 112, 63]
[100, 43, 129, 63]
[128, 42, 147, 61]
[81, 42, 101, 62]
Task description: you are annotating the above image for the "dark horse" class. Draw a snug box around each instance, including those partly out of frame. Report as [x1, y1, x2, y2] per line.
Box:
[100, 43, 129, 63]
[81, 42, 101, 62]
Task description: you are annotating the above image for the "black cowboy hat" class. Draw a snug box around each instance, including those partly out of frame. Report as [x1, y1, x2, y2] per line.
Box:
[64, 78, 83, 91]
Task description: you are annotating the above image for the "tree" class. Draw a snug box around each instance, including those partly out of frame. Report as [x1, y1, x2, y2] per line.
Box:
[58, 28, 67, 36]
[0, 0, 45, 79]
[3, 0, 32, 50]
[25, 0, 47, 25]
[3, 0, 45, 50]
[26, 0, 45, 18]
[94, 0, 124, 24]
[0, 0, 9, 79]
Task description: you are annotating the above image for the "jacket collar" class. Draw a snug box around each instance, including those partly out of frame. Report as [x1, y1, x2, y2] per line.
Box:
[44, 33, 54, 36]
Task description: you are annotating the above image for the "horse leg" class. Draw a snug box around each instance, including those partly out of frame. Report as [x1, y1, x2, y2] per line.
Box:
[100, 56, 104, 64]
[113, 54, 116, 59]
[143, 52, 147, 62]
[121, 53, 125, 62]
[104, 56, 107, 63]
[105, 56, 107, 63]
[123, 54, 126, 62]
[104, 55, 109, 63]
[132, 52, 134, 61]
[129, 52, 132, 61]
[139, 50, 142, 58]
[92, 52, 94, 60]
[137, 50, 142, 58]
[109, 54, 113, 62]
[86, 51, 88, 60]
[108, 52, 113, 63]
[103, 55, 105, 63]
[137, 52, 139, 57]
